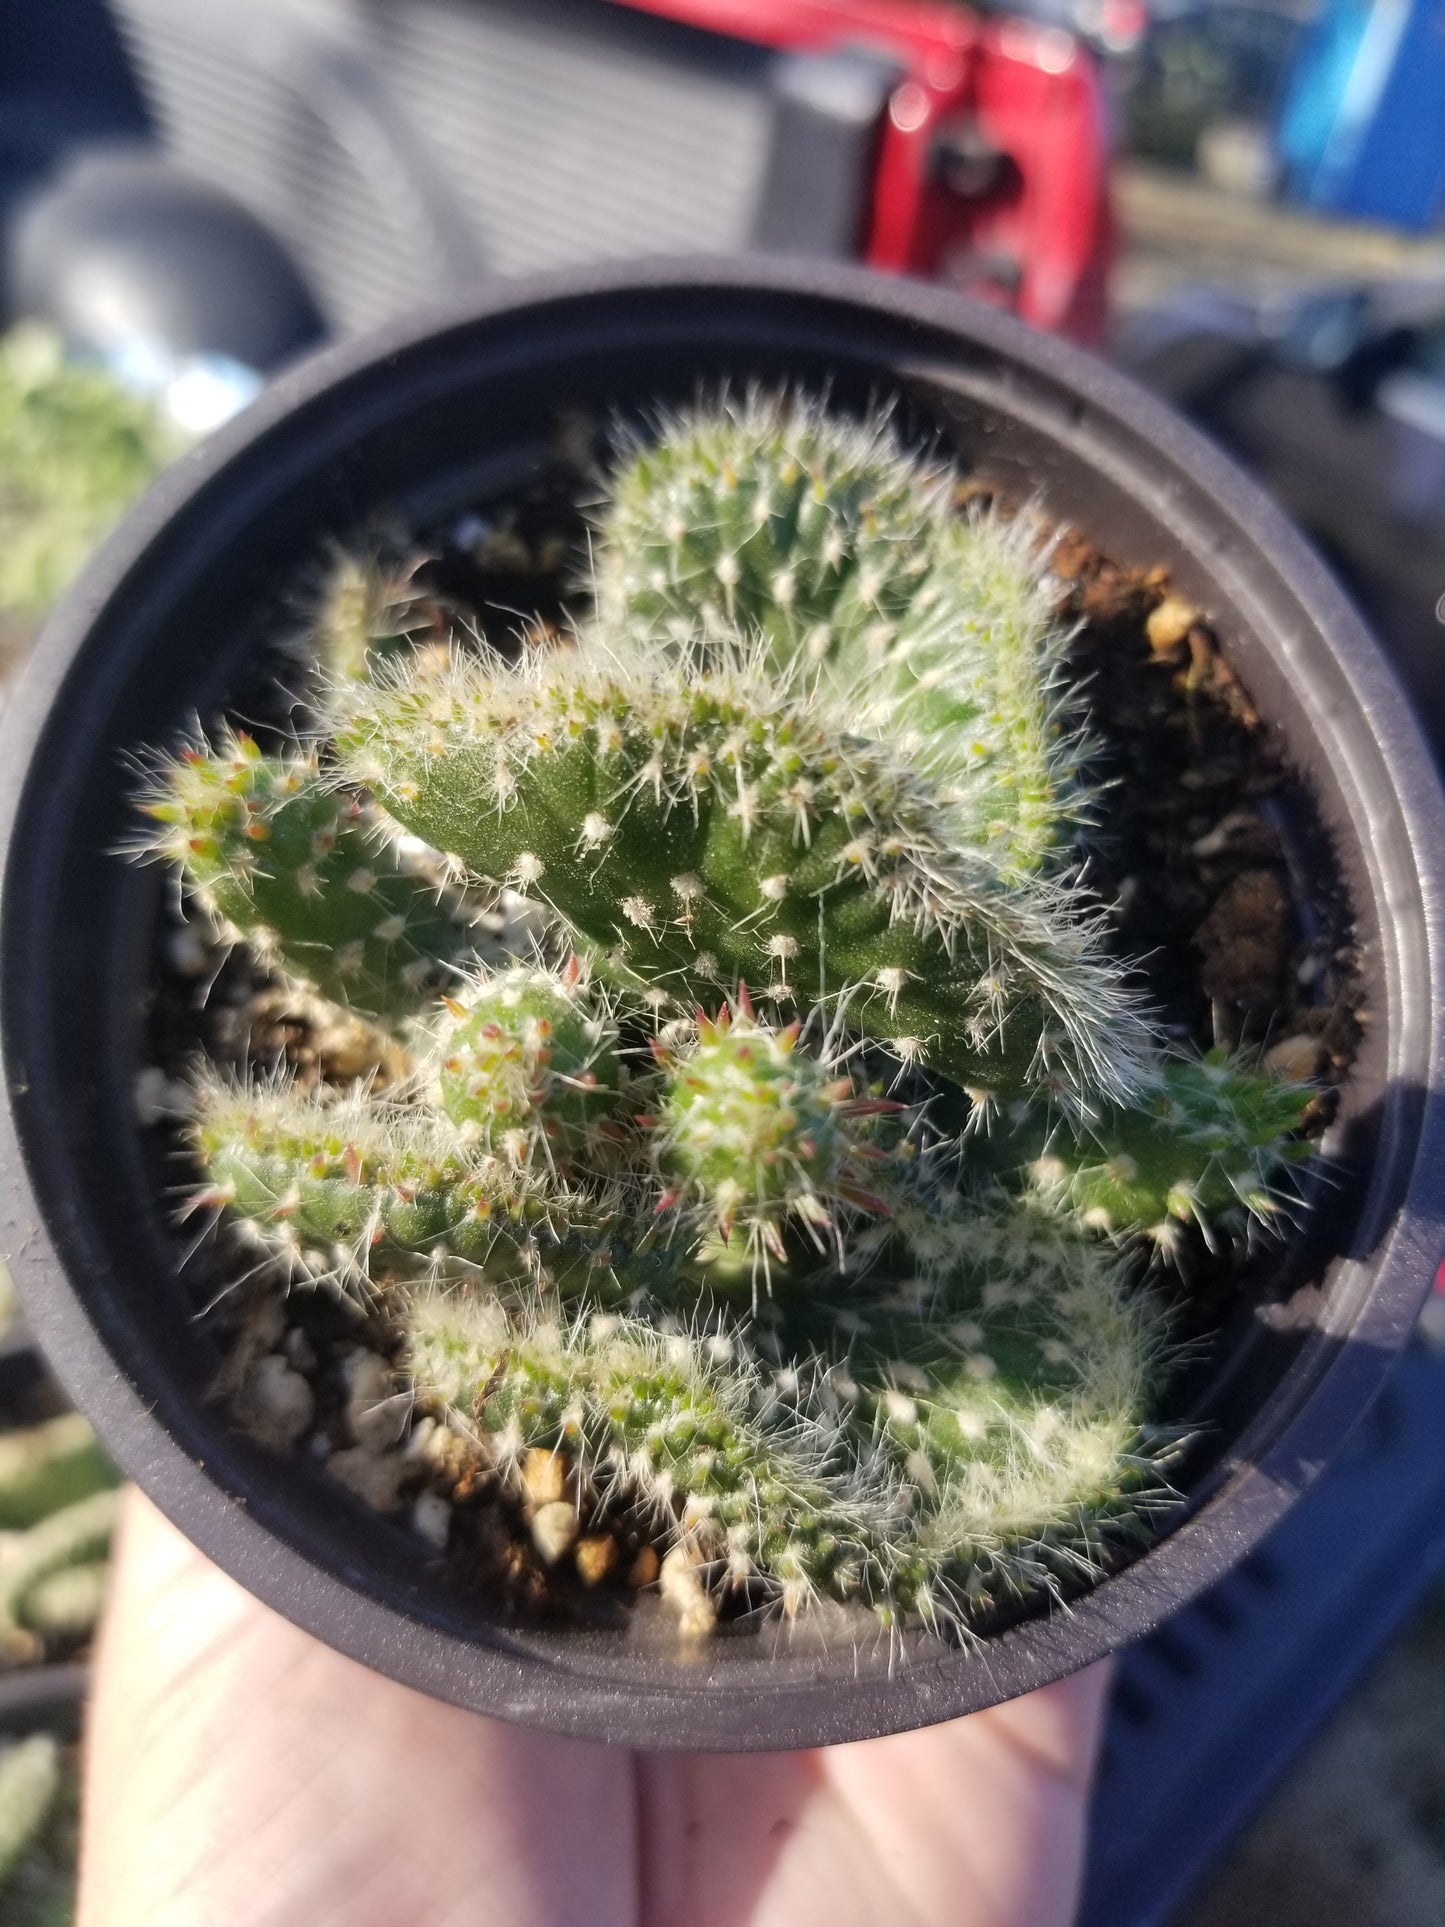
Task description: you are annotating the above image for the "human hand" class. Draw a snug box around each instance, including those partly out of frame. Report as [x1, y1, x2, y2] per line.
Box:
[79, 1489, 1110, 1927]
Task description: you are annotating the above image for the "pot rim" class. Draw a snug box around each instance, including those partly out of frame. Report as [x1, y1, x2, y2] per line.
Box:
[2, 255, 1443, 1750]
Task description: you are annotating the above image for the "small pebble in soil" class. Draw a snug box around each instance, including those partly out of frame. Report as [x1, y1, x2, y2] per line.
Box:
[521, 1447, 572, 1509]
[345, 1351, 407, 1456]
[1266, 1033, 1327, 1082]
[629, 1545, 661, 1589]
[659, 1545, 717, 1641]
[530, 1501, 580, 1567]
[575, 1534, 619, 1588]
[235, 1355, 314, 1451]
[1146, 596, 1198, 653]
[411, 1490, 452, 1551]
[326, 1446, 405, 1513]
[282, 1327, 317, 1375]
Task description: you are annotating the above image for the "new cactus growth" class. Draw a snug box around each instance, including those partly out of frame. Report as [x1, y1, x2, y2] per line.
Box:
[653, 997, 892, 1271]
[1021, 1051, 1316, 1248]
[133, 390, 1320, 1638]
[435, 959, 623, 1169]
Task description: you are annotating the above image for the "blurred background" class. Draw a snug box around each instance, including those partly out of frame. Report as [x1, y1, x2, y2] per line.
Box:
[0, 1, 1442, 1919]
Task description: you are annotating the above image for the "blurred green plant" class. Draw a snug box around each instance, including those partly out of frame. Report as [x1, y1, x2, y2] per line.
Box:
[0, 323, 175, 631]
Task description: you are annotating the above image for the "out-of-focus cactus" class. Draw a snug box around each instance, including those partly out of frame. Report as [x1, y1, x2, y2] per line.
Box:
[310, 542, 448, 686]
[0, 1490, 119, 1666]
[0, 1414, 116, 1532]
[0, 1736, 61, 1890]
[652, 997, 894, 1273]
[0, 324, 174, 626]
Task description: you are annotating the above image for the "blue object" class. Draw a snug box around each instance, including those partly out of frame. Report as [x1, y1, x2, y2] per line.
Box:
[1081, 1334, 1445, 1925]
[1278, 0, 1445, 229]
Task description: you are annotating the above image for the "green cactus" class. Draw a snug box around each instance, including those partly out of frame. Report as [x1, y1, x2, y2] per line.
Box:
[194, 1075, 609, 1293]
[1013, 1051, 1315, 1250]
[333, 650, 1153, 1106]
[772, 1200, 1176, 1621]
[136, 728, 467, 1021]
[135, 388, 1322, 1638]
[596, 394, 953, 659]
[410, 1293, 895, 1616]
[434, 959, 624, 1170]
[0, 1736, 61, 1891]
[652, 996, 897, 1275]
[595, 394, 1085, 873]
[0, 1415, 116, 1531]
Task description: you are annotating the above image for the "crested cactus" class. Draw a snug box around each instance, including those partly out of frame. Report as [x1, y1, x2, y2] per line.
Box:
[134, 389, 1321, 1637]
[772, 1199, 1176, 1619]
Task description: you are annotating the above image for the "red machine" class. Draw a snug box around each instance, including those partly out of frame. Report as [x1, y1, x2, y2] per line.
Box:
[108, 0, 1115, 345]
[617, 0, 1114, 339]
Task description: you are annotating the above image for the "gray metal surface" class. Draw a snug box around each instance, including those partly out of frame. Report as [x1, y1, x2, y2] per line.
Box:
[108, 0, 802, 332]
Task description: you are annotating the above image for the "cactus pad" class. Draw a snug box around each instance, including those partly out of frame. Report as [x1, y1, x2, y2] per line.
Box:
[335, 651, 1153, 1105]
[138, 728, 465, 1019]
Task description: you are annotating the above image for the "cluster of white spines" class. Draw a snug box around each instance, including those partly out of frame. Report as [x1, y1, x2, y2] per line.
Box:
[333, 644, 1157, 1109]
[593, 392, 1085, 874]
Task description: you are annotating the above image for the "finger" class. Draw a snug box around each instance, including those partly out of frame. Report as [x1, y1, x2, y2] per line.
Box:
[80, 1490, 638, 1927]
[642, 1661, 1113, 1927]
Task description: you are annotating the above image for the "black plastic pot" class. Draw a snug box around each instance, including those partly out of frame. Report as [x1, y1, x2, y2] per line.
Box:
[1, 260, 1443, 1750]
